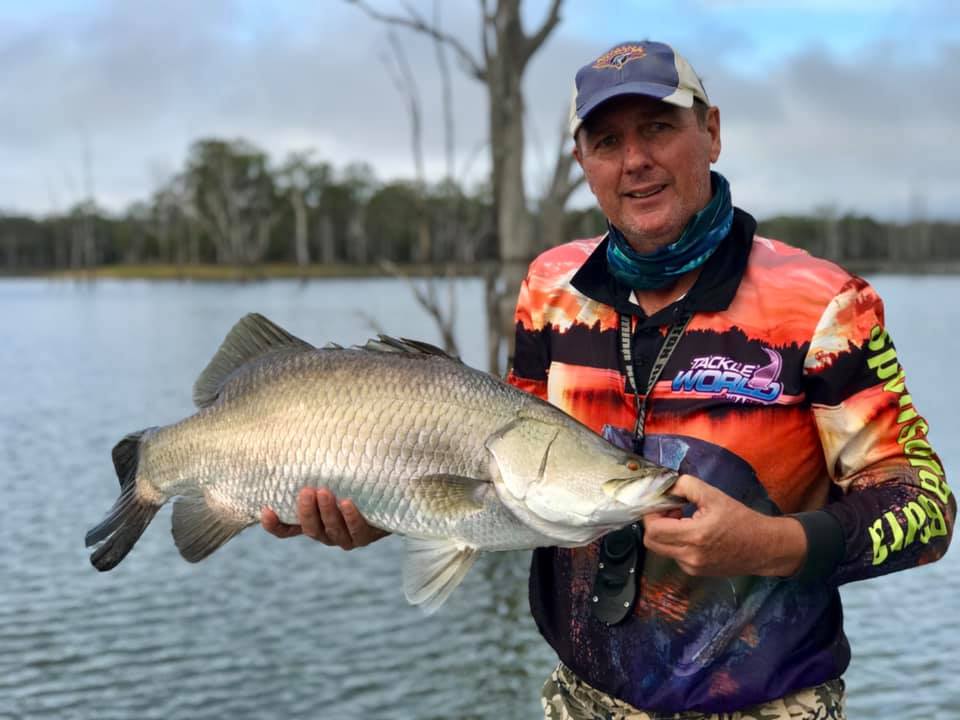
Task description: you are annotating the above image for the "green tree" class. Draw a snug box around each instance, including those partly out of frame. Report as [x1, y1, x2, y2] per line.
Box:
[365, 181, 423, 262]
[182, 139, 281, 267]
[276, 151, 331, 271]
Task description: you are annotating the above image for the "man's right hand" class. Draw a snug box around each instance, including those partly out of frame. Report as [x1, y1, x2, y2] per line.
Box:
[260, 487, 390, 550]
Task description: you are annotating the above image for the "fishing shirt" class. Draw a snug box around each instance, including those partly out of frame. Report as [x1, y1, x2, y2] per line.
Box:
[506, 207, 955, 713]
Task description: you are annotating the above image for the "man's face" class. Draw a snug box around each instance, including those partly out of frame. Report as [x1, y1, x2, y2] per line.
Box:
[574, 95, 721, 254]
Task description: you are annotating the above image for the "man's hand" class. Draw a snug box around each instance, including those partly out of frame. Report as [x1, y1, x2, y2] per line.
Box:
[260, 487, 389, 550]
[643, 474, 808, 577]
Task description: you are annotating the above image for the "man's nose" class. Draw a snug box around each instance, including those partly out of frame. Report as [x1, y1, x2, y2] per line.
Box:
[622, 136, 654, 172]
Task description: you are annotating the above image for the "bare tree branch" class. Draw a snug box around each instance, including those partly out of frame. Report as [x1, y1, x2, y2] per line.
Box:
[457, 136, 489, 186]
[379, 259, 460, 355]
[433, 0, 455, 182]
[545, 110, 584, 206]
[479, 0, 493, 67]
[522, 0, 562, 66]
[346, 0, 487, 81]
[355, 309, 387, 337]
[382, 30, 425, 184]
[533, 103, 584, 252]
[349, 0, 568, 374]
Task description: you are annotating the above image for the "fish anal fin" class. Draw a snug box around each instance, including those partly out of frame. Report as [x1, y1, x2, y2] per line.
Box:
[171, 495, 252, 563]
[402, 537, 480, 614]
[193, 313, 314, 408]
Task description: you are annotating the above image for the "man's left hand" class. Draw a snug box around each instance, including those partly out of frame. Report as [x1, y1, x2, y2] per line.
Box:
[643, 474, 808, 577]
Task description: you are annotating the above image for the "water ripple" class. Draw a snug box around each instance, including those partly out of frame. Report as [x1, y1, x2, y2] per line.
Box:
[2, 277, 958, 719]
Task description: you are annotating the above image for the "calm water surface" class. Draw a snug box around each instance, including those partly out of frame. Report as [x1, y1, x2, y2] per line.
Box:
[1, 275, 957, 719]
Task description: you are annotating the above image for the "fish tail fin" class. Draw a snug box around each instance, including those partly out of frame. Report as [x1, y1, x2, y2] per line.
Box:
[85, 429, 162, 571]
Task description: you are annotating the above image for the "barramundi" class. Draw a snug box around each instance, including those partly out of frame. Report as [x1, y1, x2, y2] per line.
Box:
[86, 313, 680, 611]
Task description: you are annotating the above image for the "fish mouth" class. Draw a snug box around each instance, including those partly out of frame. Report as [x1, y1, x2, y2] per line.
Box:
[603, 470, 680, 508]
[630, 492, 687, 519]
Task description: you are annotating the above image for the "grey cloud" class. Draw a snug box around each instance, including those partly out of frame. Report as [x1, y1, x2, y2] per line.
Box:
[715, 41, 960, 219]
[1, 2, 957, 221]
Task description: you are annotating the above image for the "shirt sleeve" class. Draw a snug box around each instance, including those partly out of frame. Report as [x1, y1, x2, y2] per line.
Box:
[799, 276, 955, 586]
[506, 269, 550, 401]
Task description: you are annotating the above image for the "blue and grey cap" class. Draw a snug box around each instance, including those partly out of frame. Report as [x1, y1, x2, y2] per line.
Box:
[569, 41, 709, 136]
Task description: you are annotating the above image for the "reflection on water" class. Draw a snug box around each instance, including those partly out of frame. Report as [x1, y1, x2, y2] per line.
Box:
[1, 276, 957, 719]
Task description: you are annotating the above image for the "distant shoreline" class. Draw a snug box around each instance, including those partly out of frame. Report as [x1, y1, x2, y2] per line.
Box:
[3, 258, 960, 281]
[3, 262, 487, 282]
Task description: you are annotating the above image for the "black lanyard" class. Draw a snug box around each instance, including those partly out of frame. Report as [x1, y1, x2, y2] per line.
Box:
[619, 310, 692, 448]
[591, 309, 692, 627]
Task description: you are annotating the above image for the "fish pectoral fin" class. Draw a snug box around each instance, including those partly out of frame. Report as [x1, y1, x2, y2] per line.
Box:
[402, 537, 480, 614]
[193, 313, 314, 408]
[171, 496, 252, 563]
[404, 474, 489, 516]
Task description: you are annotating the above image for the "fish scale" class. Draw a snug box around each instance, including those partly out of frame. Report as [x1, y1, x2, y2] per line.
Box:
[85, 313, 680, 612]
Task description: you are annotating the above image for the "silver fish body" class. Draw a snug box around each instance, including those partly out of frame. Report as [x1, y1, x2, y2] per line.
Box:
[86, 314, 680, 611]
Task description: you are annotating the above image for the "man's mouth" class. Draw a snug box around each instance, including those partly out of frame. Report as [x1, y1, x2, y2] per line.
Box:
[623, 184, 666, 200]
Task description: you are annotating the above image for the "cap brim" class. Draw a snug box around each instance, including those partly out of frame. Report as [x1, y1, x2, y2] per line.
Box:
[571, 82, 694, 135]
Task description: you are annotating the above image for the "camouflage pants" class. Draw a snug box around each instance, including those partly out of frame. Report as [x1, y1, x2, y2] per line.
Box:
[541, 663, 845, 720]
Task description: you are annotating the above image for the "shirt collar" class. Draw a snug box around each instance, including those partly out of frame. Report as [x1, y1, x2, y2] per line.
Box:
[570, 207, 757, 327]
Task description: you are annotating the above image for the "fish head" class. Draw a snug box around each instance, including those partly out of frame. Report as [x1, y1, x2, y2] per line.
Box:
[486, 416, 680, 541]
[541, 430, 680, 523]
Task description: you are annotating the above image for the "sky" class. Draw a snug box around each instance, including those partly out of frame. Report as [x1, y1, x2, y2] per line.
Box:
[1, 0, 958, 222]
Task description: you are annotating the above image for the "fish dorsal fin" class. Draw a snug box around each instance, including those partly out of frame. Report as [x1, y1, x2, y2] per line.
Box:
[360, 335, 460, 362]
[402, 537, 480, 614]
[171, 495, 253, 562]
[193, 313, 314, 408]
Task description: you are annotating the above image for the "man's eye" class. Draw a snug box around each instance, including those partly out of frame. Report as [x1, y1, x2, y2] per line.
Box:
[647, 122, 671, 133]
[595, 135, 618, 149]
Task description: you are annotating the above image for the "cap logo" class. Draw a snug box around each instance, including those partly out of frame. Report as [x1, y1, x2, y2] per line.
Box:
[592, 44, 647, 70]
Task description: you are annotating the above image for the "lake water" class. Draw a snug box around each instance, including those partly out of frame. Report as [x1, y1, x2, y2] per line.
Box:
[1, 275, 957, 719]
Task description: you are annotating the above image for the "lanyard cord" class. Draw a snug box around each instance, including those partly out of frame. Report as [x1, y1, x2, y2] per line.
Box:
[591, 310, 691, 627]
[619, 311, 692, 446]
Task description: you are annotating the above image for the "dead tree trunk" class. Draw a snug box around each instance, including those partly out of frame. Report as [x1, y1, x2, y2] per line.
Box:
[348, 0, 563, 375]
[538, 116, 585, 252]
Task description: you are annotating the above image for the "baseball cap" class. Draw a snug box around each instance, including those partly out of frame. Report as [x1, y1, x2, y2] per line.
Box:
[569, 41, 709, 136]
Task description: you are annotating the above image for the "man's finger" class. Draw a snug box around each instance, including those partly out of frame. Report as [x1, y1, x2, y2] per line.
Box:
[340, 499, 367, 540]
[642, 506, 683, 523]
[340, 499, 389, 547]
[260, 506, 303, 539]
[317, 489, 353, 549]
[643, 514, 693, 547]
[666, 474, 710, 504]
[298, 488, 331, 543]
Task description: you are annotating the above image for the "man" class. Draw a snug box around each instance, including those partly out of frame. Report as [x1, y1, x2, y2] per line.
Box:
[263, 40, 954, 719]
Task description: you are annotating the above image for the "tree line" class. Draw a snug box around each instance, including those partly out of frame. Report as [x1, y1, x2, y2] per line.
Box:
[0, 138, 506, 273]
[2, 136, 957, 275]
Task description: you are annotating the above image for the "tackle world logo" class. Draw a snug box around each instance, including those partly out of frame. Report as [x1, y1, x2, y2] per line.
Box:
[592, 44, 647, 70]
[671, 348, 784, 404]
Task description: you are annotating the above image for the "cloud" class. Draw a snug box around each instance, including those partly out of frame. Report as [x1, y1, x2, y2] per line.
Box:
[1, 1, 957, 222]
[715, 40, 960, 219]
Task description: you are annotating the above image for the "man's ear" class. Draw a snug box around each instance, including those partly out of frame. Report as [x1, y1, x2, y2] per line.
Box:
[572, 138, 593, 194]
[572, 135, 584, 168]
[707, 106, 721, 163]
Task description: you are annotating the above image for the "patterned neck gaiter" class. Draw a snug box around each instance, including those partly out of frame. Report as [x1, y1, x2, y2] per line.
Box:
[606, 171, 733, 290]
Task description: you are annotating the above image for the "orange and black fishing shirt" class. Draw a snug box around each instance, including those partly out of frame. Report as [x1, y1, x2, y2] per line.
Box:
[507, 208, 955, 712]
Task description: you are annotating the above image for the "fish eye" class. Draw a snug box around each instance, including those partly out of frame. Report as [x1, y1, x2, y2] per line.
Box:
[626, 460, 640, 471]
